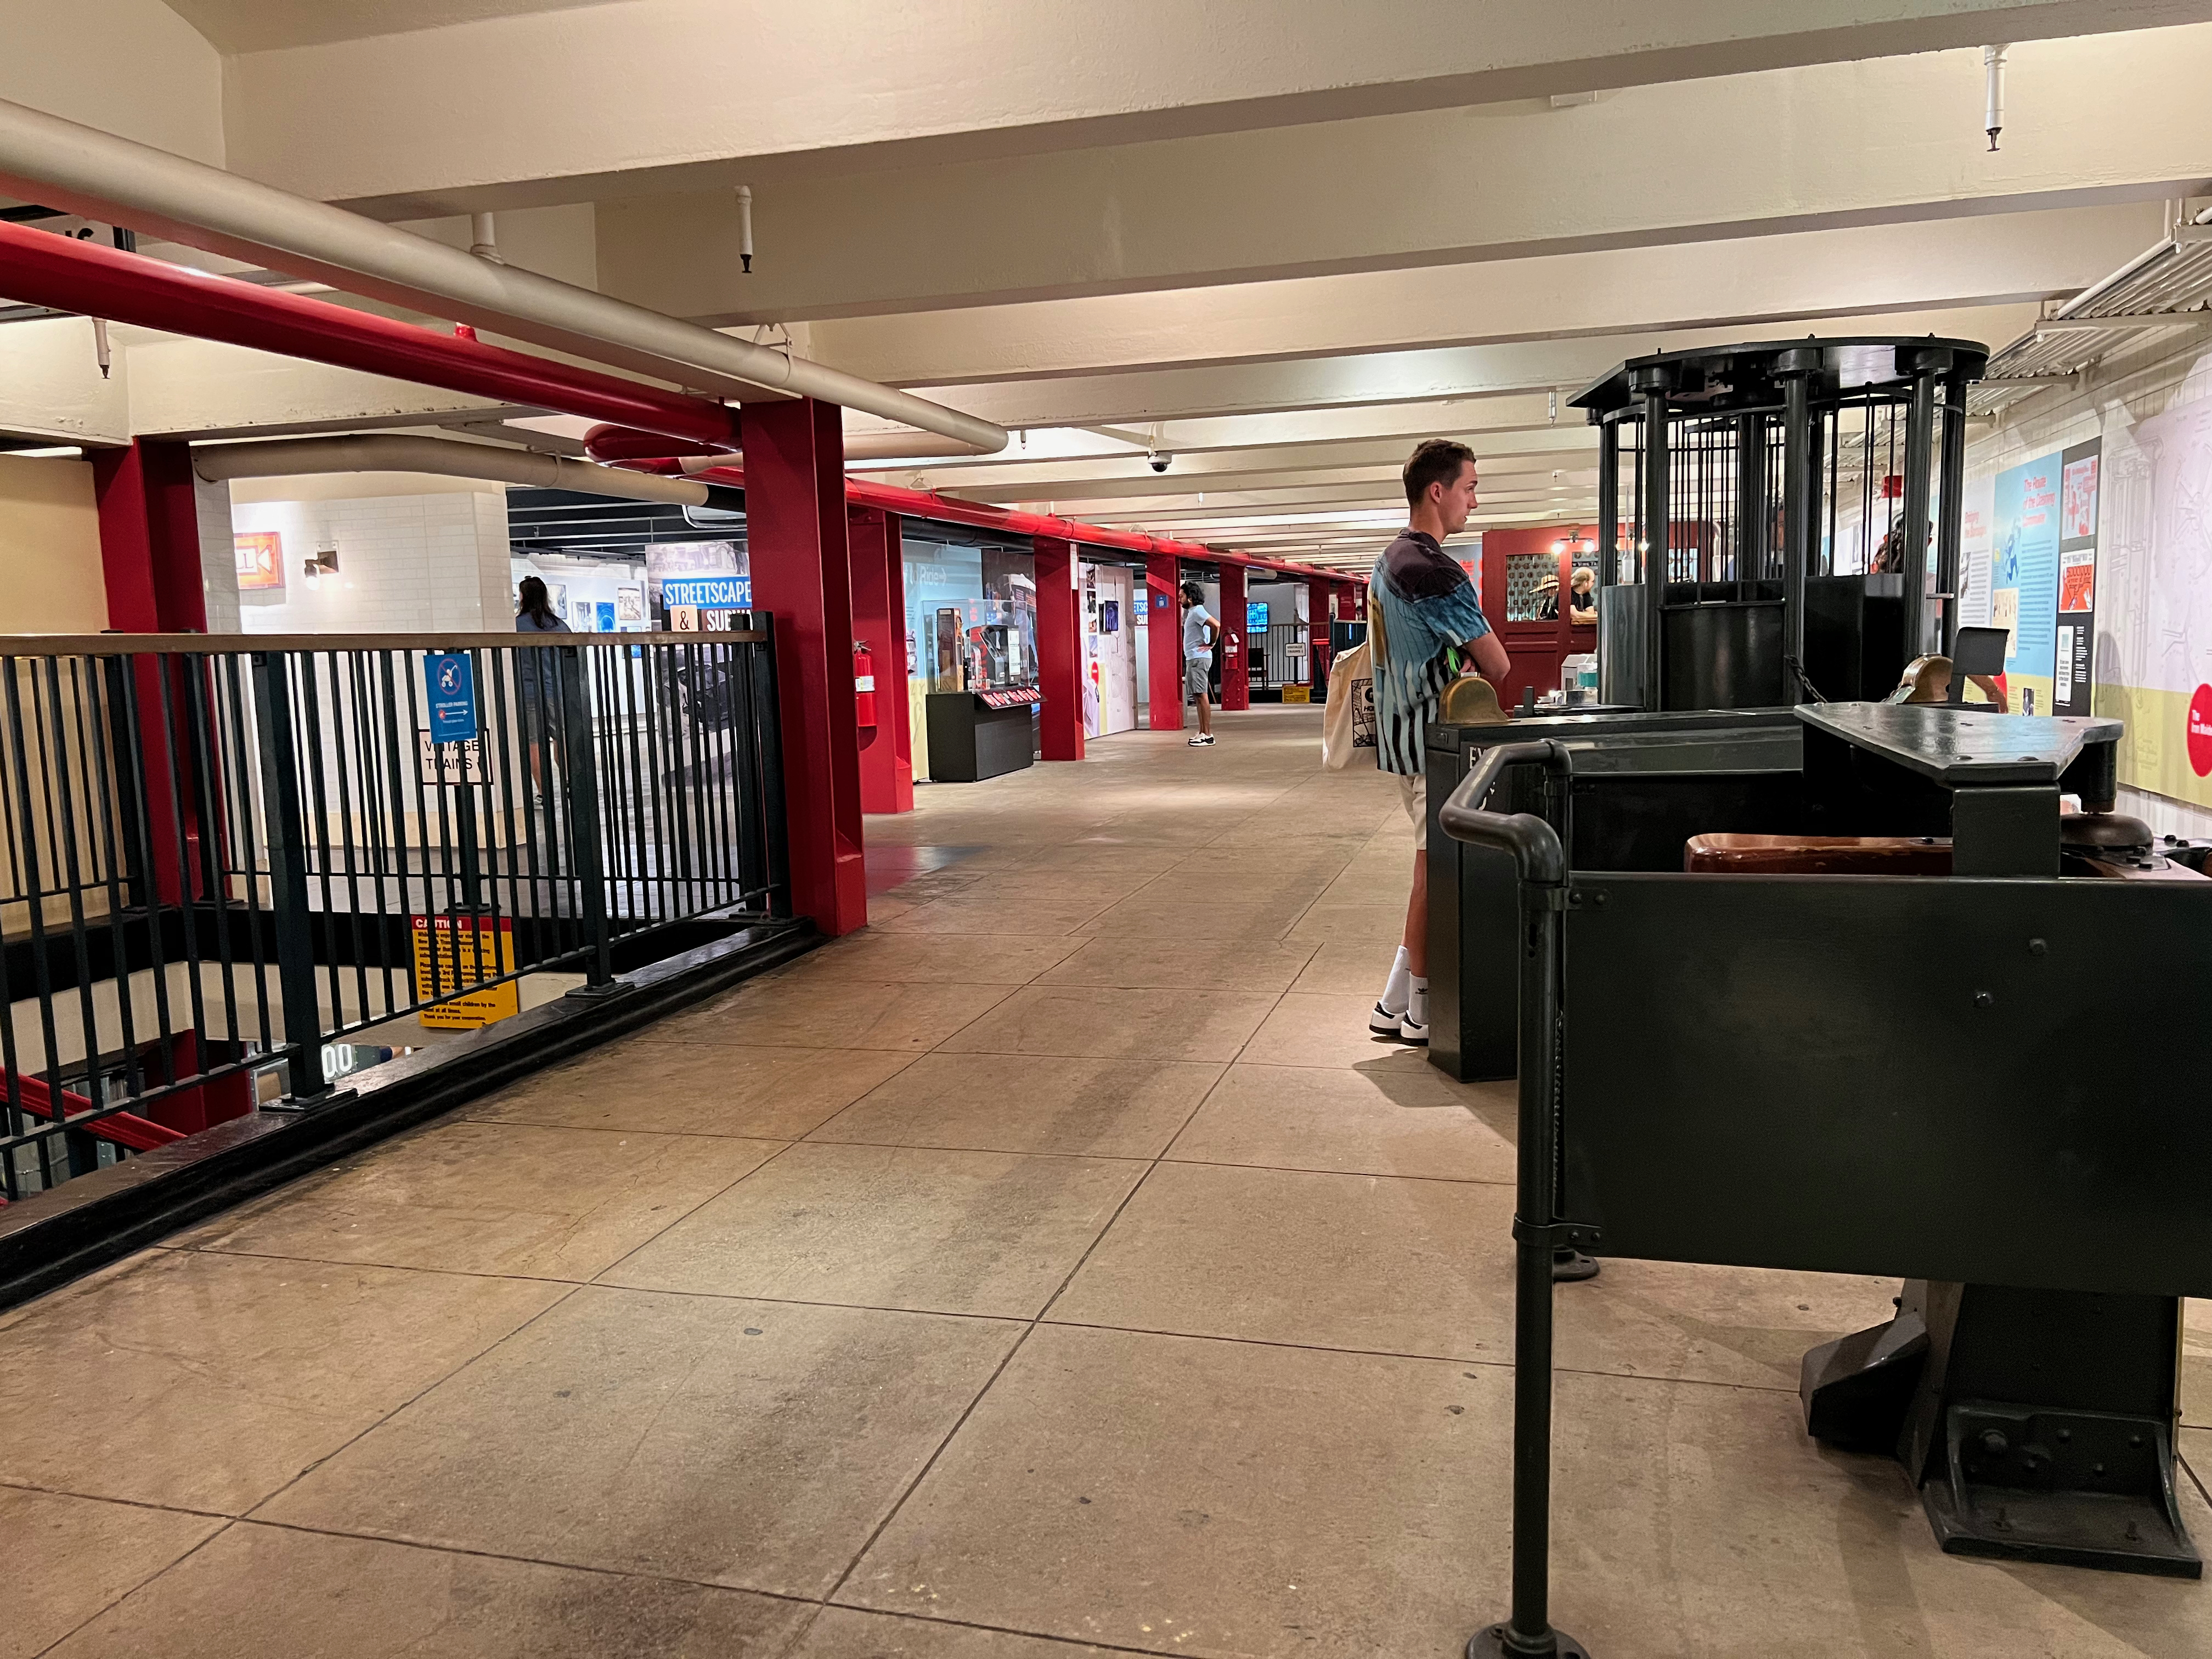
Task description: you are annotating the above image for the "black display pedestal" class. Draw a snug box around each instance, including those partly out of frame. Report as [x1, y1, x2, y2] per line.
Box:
[926, 691, 1036, 782]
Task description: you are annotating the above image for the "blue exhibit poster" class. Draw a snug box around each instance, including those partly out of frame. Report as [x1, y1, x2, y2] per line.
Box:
[1990, 452, 2062, 713]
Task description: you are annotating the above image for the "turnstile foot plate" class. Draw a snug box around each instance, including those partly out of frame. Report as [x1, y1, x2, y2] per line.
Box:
[1469, 1624, 1591, 1658]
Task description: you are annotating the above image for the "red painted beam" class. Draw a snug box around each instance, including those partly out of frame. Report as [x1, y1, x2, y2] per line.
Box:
[1216, 563, 1249, 712]
[4, 1069, 185, 1153]
[1146, 553, 1186, 731]
[0, 222, 740, 450]
[849, 506, 916, 811]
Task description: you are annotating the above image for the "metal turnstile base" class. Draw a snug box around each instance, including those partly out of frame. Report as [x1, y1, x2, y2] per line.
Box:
[1469, 1624, 1592, 1658]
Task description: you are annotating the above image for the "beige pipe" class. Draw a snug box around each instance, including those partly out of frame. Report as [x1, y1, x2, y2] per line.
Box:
[0, 96, 1006, 453]
[192, 434, 712, 505]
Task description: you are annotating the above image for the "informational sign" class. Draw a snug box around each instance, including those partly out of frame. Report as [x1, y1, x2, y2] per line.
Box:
[234, 530, 283, 591]
[424, 653, 478, 743]
[2053, 440, 2101, 718]
[410, 913, 519, 1029]
[669, 605, 699, 633]
[661, 575, 752, 611]
[416, 730, 489, 786]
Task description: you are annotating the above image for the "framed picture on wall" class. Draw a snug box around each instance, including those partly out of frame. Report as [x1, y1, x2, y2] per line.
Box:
[234, 531, 283, 590]
[616, 586, 645, 623]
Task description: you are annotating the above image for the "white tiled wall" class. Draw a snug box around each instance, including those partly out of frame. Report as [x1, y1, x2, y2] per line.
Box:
[230, 489, 513, 635]
[196, 476, 240, 634]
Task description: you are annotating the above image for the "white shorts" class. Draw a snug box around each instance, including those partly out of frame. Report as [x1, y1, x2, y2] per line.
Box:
[1396, 771, 1427, 857]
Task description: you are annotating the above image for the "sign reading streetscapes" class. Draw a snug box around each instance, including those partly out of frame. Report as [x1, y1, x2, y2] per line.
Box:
[661, 575, 753, 611]
[424, 652, 479, 744]
[410, 913, 519, 1029]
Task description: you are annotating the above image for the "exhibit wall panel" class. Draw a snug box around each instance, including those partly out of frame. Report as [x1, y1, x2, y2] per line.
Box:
[0, 455, 107, 634]
[1965, 334, 2212, 837]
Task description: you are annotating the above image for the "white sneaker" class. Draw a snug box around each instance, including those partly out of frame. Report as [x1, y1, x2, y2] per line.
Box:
[1187, 733, 1215, 746]
[1369, 1000, 1405, 1036]
[1398, 1008, 1430, 1045]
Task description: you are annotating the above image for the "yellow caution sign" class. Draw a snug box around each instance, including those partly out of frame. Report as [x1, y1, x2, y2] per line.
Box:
[1282, 684, 1312, 704]
[410, 913, 521, 1029]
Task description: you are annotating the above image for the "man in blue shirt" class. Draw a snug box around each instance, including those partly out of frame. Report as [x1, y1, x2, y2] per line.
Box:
[1368, 439, 1508, 1044]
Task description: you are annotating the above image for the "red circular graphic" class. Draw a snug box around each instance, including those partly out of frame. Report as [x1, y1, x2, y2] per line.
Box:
[2190, 685, 2212, 778]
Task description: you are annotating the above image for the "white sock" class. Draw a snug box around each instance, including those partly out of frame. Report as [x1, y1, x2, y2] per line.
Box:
[1407, 976, 1429, 1028]
[1378, 946, 1411, 1013]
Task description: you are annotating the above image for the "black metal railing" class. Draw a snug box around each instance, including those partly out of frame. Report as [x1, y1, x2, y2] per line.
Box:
[0, 625, 786, 1202]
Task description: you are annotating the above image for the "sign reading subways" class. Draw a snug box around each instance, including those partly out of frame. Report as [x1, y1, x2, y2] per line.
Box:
[410, 913, 520, 1029]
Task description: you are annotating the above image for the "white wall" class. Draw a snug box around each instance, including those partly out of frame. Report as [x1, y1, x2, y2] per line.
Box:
[1965, 330, 2212, 839]
[510, 554, 647, 632]
[0, 0, 223, 163]
[229, 487, 512, 635]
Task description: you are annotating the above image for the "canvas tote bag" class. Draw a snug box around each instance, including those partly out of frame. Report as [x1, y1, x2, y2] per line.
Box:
[1320, 597, 1380, 771]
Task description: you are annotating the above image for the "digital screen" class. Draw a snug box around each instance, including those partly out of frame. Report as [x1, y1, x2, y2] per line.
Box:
[1246, 601, 1270, 630]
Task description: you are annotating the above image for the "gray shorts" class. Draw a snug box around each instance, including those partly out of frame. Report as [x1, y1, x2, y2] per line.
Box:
[1185, 658, 1212, 701]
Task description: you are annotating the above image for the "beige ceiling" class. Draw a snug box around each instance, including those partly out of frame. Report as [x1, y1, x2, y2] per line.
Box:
[162, 0, 617, 53]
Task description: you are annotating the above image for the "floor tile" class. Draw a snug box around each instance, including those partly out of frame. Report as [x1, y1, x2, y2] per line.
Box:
[1235, 992, 1432, 1068]
[809, 1053, 1221, 1158]
[1071, 897, 1309, 940]
[871, 893, 1125, 935]
[791, 1607, 1117, 1658]
[602, 1141, 1145, 1318]
[1285, 938, 1403, 996]
[179, 1120, 780, 1280]
[1036, 936, 1318, 994]
[768, 932, 1088, 986]
[1280, 904, 1412, 947]
[1047, 1160, 1513, 1361]
[0, 1250, 566, 1514]
[0, 1487, 224, 1659]
[939, 985, 1278, 1062]
[838, 1324, 1509, 1657]
[258, 1287, 1019, 1598]
[42, 1521, 812, 1658]
[658, 978, 1017, 1051]
[1164, 1062, 1515, 1183]
[1054, 1161, 1898, 1390]
[469, 1042, 918, 1138]
[844, 1324, 2212, 1659]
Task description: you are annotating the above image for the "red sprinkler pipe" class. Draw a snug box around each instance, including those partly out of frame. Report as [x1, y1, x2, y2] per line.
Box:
[594, 442, 1345, 583]
[0, 222, 741, 451]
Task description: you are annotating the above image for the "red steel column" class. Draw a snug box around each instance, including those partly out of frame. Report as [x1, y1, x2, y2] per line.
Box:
[1034, 535, 1085, 760]
[1145, 552, 1184, 730]
[93, 438, 208, 631]
[1216, 564, 1249, 711]
[848, 506, 915, 813]
[746, 397, 867, 935]
[94, 438, 211, 906]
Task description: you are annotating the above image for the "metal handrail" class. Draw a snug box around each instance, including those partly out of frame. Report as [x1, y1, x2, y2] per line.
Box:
[1438, 738, 1568, 885]
[1441, 735, 1593, 1659]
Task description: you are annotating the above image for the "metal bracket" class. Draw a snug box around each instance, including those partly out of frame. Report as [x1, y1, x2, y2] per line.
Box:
[1532, 885, 1568, 912]
[1512, 1216, 1602, 1251]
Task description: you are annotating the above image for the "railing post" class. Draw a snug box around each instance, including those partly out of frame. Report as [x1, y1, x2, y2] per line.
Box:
[250, 651, 329, 1101]
[557, 645, 620, 996]
[751, 622, 792, 920]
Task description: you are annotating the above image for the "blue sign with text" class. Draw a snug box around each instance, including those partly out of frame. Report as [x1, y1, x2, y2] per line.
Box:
[424, 652, 478, 744]
[661, 575, 752, 611]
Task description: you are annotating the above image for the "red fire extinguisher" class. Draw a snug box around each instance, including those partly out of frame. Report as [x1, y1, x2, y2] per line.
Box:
[853, 640, 878, 729]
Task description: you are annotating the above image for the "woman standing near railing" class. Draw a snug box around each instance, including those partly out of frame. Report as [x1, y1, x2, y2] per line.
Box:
[515, 575, 569, 795]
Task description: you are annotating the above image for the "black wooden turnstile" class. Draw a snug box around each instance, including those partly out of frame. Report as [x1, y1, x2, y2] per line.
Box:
[1443, 706, 2212, 1655]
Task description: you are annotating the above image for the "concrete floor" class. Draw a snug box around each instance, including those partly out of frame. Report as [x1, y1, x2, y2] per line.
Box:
[4, 706, 2209, 1658]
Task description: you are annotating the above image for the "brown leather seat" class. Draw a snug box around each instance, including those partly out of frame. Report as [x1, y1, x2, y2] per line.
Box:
[1684, 833, 1953, 875]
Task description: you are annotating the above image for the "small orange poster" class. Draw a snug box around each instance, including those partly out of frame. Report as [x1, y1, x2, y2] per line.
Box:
[235, 531, 283, 590]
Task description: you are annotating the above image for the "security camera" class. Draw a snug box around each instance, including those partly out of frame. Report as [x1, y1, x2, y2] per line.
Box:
[1148, 452, 1172, 473]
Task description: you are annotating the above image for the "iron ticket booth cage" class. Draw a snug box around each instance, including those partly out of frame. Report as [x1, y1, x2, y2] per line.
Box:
[1573, 336, 1990, 712]
[1443, 703, 2212, 1659]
